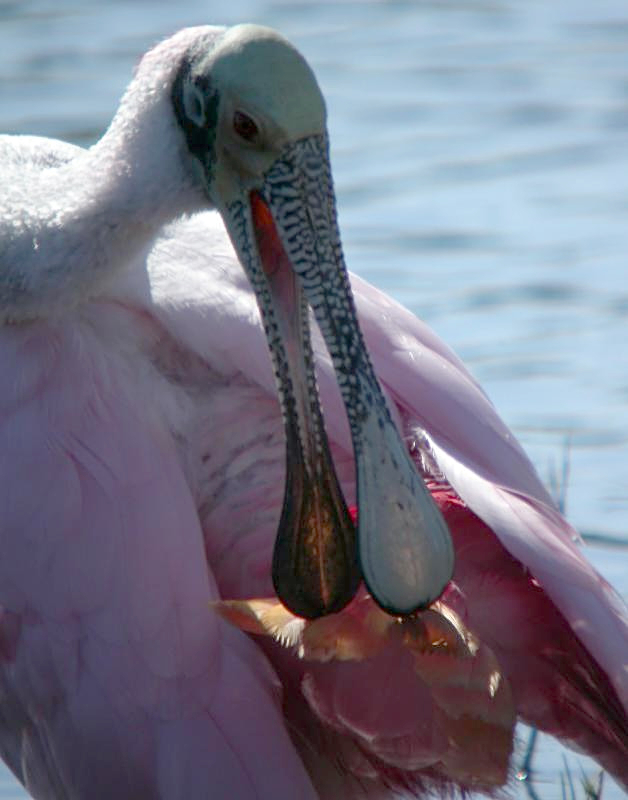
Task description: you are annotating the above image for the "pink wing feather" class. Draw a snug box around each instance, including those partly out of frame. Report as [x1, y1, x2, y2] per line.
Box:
[346, 274, 628, 708]
[1, 191, 626, 798]
[0, 310, 317, 798]
[129, 212, 627, 791]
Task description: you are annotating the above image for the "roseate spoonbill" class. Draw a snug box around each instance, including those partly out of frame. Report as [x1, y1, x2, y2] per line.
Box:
[0, 23, 626, 800]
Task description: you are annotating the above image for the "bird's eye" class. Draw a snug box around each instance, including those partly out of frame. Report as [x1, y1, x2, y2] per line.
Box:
[233, 110, 259, 142]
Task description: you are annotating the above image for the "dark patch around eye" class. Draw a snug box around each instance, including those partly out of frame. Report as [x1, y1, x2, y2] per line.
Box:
[172, 58, 220, 178]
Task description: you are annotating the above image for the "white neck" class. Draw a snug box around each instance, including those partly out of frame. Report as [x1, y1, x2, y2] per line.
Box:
[0, 27, 222, 322]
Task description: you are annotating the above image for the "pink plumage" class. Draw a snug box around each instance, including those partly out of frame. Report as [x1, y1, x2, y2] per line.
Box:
[1, 207, 625, 797]
[0, 23, 626, 800]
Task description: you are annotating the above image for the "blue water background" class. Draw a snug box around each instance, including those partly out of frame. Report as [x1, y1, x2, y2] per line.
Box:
[1, 0, 627, 797]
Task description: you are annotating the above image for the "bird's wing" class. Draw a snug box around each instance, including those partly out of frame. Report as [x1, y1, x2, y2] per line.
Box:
[0, 305, 316, 799]
[342, 275, 628, 710]
[107, 210, 628, 790]
[119, 211, 626, 711]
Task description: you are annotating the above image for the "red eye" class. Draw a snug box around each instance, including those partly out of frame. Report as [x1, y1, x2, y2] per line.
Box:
[233, 110, 259, 142]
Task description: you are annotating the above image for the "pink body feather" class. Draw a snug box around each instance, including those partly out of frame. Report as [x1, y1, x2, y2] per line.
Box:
[0, 142, 626, 797]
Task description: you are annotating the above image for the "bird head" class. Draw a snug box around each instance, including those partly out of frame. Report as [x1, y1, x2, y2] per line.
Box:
[172, 24, 325, 206]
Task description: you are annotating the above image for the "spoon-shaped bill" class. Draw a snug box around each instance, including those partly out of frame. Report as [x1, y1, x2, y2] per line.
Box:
[256, 134, 455, 616]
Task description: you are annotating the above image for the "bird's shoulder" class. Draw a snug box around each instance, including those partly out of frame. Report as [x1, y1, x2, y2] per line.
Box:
[0, 134, 82, 173]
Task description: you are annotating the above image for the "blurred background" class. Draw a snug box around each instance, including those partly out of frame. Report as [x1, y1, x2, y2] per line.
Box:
[1, 0, 627, 797]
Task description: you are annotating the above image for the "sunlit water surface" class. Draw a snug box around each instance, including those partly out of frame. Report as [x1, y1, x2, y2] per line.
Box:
[1, 0, 627, 797]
